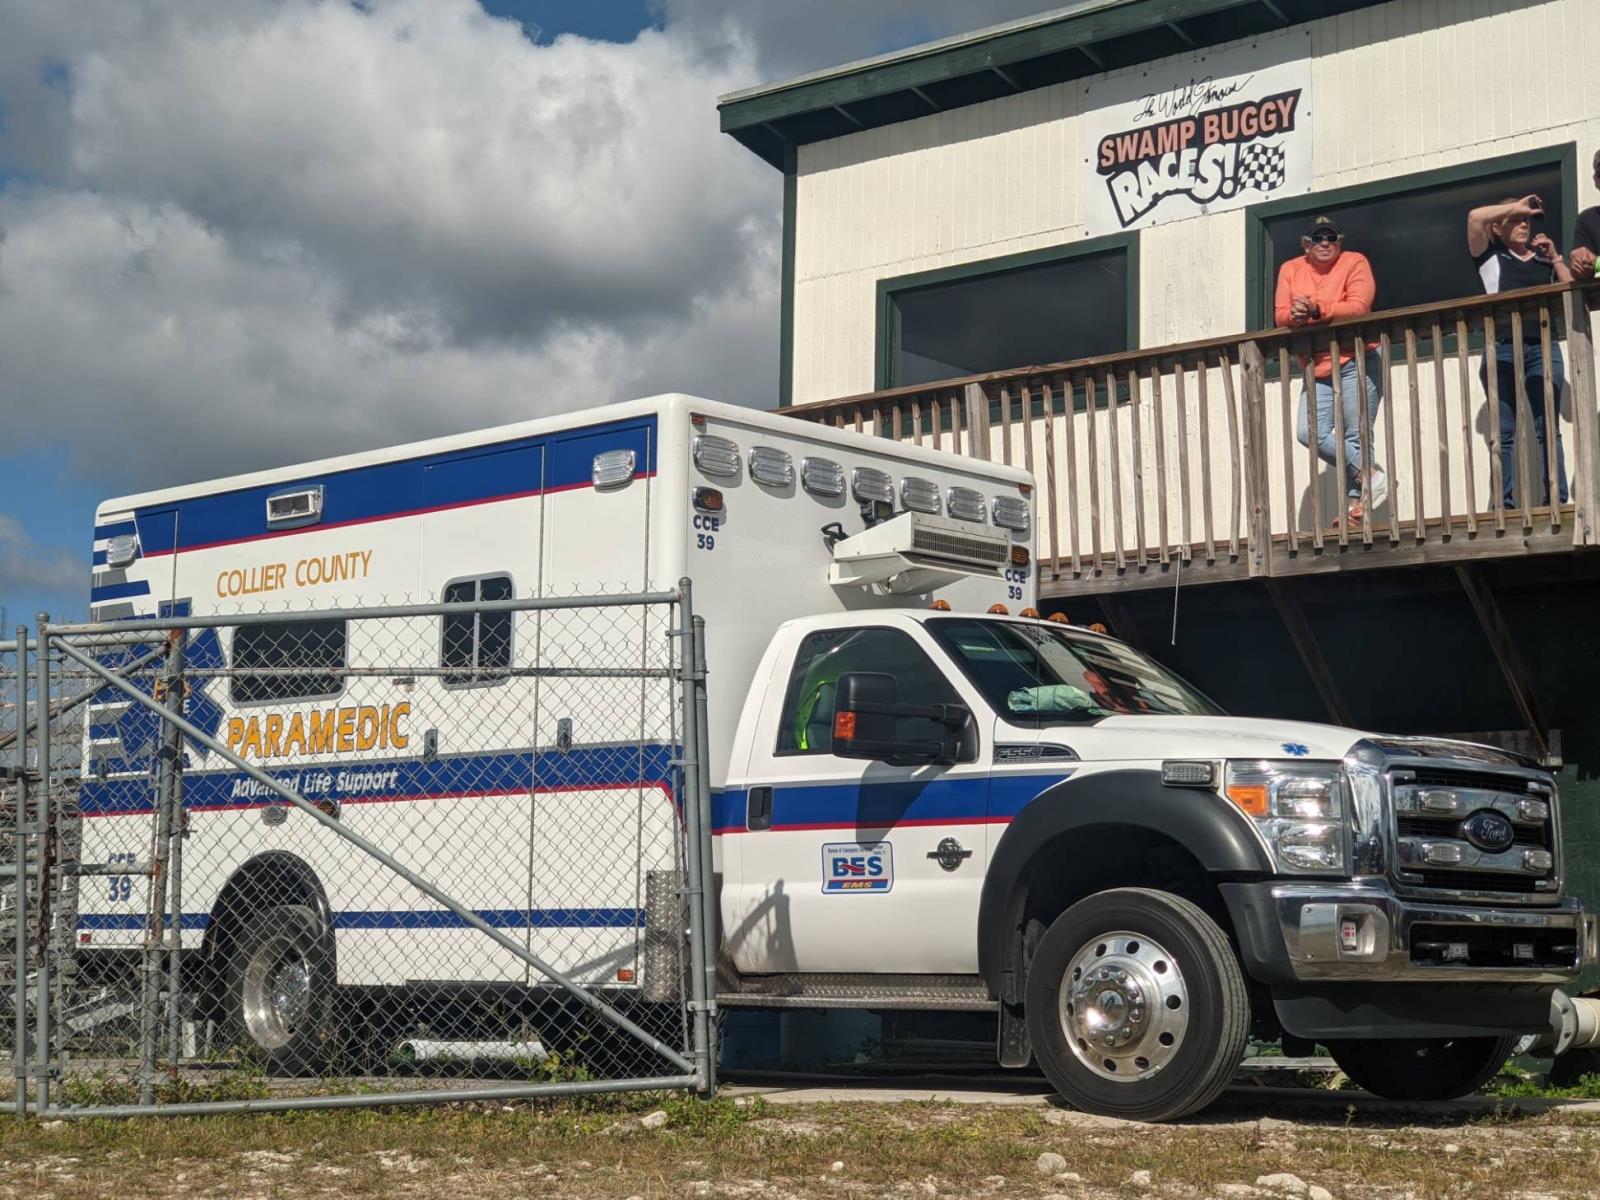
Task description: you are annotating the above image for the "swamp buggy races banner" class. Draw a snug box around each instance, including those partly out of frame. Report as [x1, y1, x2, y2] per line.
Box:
[1083, 41, 1312, 234]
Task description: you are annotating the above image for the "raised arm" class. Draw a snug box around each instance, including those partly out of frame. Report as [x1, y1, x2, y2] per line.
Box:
[1468, 194, 1543, 257]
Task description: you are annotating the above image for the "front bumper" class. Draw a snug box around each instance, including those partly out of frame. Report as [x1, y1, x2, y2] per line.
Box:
[1225, 880, 1595, 986]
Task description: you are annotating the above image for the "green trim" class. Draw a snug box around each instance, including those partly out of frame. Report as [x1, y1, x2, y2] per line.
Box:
[1244, 143, 1580, 331]
[874, 232, 1140, 391]
[719, 0, 1388, 169]
[779, 148, 797, 407]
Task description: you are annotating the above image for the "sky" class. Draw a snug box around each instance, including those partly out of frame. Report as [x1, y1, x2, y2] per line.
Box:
[0, 0, 1059, 626]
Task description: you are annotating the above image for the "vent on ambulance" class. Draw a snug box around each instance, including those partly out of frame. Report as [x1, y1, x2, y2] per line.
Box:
[266, 485, 325, 530]
[828, 512, 1010, 595]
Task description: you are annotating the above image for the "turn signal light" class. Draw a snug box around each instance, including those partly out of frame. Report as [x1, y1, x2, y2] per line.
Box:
[693, 487, 724, 512]
[1010, 546, 1030, 567]
[1225, 782, 1271, 818]
[988, 603, 1009, 615]
[929, 599, 952, 611]
[833, 711, 857, 740]
[1019, 607, 1040, 618]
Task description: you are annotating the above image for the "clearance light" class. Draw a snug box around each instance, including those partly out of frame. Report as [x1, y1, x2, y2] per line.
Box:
[1019, 607, 1041, 618]
[1010, 546, 1030, 567]
[1089, 622, 1107, 634]
[1048, 612, 1070, 624]
[929, 599, 952, 611]
[833, 711, 857, 740]
[693, 487, 724, 512]
[1018, 483, 1033, 496]
[616, 968, 635, 983]
[988, 603, 1009, 615]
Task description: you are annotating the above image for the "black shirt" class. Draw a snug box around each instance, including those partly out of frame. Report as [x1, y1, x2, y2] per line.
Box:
[1474, 235, 1557, 294]
[1574, 206, 1600, 256]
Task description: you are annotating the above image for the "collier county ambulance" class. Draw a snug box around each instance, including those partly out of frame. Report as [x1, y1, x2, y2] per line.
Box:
[79, 394, 1591, 1121]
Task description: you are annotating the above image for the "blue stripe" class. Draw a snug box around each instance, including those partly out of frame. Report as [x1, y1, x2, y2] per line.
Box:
[92, 548, 108, 567]
[712, 770, 1072, 833]
[77, 907, 640, 932]
[90, 580, 152, 602]
[77, 743, 677, 817]
[117, 415, 656, 555]
[94, 521, 137, 540]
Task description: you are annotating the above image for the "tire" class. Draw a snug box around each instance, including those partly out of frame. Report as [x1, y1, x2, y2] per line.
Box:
[1024, 887, 1249, 1123]
[1327, 1036, 1515, 1101]
[223, 904, 338, 1076]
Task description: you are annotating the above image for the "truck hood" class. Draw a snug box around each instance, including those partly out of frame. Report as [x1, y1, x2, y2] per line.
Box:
[1014, 714, 1369, 763]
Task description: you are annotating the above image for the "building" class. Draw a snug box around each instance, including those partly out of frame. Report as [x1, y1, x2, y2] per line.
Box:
[721, 0, 1600, 954]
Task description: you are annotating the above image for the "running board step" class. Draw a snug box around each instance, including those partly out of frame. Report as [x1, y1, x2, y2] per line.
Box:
[718, 973, 995, 1011]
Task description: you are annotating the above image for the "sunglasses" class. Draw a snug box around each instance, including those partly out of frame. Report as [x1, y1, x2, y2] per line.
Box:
[1306, 232, 1341, 245]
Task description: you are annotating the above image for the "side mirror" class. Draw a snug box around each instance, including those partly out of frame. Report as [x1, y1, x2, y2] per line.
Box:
[831, 671, 971, 764]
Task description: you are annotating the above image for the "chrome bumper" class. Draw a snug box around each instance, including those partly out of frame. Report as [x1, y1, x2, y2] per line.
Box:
[1269, 881, 1595, 984]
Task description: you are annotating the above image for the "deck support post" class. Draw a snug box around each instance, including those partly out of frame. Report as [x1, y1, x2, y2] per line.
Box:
[1562, 290, 1600, 546]
[1265, 579, 1353, 727]
[1239, 342, 1273, 577]
[1454, 564, 1553, 765]
[964, 382, 992, 461]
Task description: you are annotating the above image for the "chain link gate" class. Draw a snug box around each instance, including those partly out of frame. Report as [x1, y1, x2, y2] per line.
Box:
[8, 583, 717, 1117]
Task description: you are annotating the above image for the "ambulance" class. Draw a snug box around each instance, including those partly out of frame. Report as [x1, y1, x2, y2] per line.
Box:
[77, 394, 1591, 1120]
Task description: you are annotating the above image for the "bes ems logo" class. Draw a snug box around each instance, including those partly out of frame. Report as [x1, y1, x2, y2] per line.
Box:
[822, 842, 894, 894]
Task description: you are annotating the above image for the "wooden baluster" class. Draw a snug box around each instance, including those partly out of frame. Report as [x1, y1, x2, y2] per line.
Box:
[891, 402, 903, 444]
[1405, 325, 1425, 542]
[1104, 370, 1126, 570]
[911, 398, 923, 447]
[1062, 375, 1082, 576]
[1171, 360, 1196, 563]
[1354, 329, 1374, 545]
[1328, 331, 1350, 547]
[1453, 315, 1478, 534]
[853, 404, 864, 434]
[1378, 329, 1400, 545]
[1197, 355, 1215, 563]
[1128, 367, 1147, 567]
[1157, 362, 1176, 564]
[1484, 313, 1505, 533]
[1562, 288, 1600, 548]
[1042, 380, 1063, 580]
[1085, 375, 1103, 571]
[1278, 345, 1296, 551]
[1302, 347, 1324, 549]
[1239, 341, 1272, 577]
[1430, 317, 1451, 536]
[1540, 303, 1561, 533]
[1220, 346, 1243, 560]
[951, 388, 965, 455]
[1021, 381, 1037, 493]
[999, 383, 1013, 467]
[1512, 309, 1533, 531]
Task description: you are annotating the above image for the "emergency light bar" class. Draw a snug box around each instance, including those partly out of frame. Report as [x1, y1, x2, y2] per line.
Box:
[828, 511, 1010, 594]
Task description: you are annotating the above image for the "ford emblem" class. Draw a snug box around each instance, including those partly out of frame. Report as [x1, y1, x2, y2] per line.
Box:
[1461, 811, 1515, 854]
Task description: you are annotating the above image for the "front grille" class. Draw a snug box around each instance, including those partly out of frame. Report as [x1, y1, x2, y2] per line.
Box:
[1389, 764, 1559, 902]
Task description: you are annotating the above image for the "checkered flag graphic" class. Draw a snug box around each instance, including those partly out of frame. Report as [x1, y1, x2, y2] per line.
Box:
[1238, 142, 1286, 192]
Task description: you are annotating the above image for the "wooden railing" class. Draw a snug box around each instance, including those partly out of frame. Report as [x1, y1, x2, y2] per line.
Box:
[784, 281, 1600, 595]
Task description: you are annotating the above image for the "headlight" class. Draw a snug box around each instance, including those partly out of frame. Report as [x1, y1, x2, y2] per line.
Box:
[1225, 760, 1349, 875]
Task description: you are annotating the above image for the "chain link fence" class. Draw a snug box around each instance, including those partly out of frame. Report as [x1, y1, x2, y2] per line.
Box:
[6, 584, 716, 1117]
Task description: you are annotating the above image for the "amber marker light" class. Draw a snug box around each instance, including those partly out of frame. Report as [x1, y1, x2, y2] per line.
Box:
[929, 599, 952, 611]
[1047, 612, 1070, 624]
[1019, 607, 1041, 618]
[1010, 546, 1031, 567]
[1225, 780, 1271, 818]
[833, 711, 857, 740]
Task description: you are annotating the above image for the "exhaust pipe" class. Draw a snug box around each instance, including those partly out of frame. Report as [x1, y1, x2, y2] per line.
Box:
[1526, 991, 1600, 1058]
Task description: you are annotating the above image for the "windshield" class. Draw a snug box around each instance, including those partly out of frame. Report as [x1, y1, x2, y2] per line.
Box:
[926, 618, 1222, 724]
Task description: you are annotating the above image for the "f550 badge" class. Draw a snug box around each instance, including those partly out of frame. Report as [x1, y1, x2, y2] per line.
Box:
[822, 842, 893, 894]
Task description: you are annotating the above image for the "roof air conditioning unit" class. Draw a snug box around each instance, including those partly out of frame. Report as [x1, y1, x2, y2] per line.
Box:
[828, 511, 1010, 594]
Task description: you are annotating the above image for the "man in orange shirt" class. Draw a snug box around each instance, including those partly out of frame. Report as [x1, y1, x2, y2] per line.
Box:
[1274, 216, 1387, 525]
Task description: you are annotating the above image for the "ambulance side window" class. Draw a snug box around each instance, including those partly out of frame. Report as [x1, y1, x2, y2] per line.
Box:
[230, 620, 347, 704]
[775, 627, 959, 756]
[441, 574, 513, 686]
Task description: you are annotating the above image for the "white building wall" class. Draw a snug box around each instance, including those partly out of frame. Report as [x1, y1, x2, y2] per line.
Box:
[789, 0, 1600, 407]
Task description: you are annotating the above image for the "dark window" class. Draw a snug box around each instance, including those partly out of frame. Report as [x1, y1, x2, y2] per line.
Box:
[1256, 154, 1568, 326]
[885, 242, 1133, 388]
[776, 627, 961, 756]
[230, 620, 347, 704]
[442, 575, 513, 685]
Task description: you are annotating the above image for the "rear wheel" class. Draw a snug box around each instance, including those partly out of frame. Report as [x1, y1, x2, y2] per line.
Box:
[1327, 1036, 1515, 1100]
[224, 904, 338, 1076]
[1024, 887, 1249, 1122]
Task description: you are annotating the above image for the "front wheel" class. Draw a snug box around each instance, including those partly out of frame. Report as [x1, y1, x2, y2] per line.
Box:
[1327, 1036, 1515, 1100]
[223, 904, 338, 1076]
[1024, 887, 1250, 1122]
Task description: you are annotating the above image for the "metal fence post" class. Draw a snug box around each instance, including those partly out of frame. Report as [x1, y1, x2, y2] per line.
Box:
[674, 581, 713, 1094]
[13, 628, 29, 1117]
[690, 612, 717, 1095]
[140, 630, 186, 1104]
[33, 616, 50, 1114]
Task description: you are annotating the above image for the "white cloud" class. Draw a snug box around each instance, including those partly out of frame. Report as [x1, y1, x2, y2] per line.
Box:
[0, 515, 83, 595]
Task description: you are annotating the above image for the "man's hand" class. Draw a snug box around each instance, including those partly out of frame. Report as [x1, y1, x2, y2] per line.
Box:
[1289, 294, 1316, 326]
[1571, 246, 1597, 276]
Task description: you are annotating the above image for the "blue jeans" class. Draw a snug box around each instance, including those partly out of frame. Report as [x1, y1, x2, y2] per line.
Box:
[1480, 340, 1568, 508]
[1298, 351, 1383, 499]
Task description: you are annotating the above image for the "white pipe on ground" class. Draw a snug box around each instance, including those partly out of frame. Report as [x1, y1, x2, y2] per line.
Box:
[397, 1039, 549, 1064]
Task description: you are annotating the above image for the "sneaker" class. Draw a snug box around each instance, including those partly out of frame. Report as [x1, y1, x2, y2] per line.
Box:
[1368, 468, 1388, 509]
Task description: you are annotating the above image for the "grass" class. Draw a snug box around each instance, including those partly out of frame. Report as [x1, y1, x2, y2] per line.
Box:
[5, 1093, 1600, 1199]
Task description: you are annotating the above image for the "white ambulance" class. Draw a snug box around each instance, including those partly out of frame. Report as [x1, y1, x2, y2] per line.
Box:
[78, 394, 1590, 1121]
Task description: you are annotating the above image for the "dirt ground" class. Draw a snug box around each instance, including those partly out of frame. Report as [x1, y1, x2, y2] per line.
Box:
[3, 1088, 1600, 1200]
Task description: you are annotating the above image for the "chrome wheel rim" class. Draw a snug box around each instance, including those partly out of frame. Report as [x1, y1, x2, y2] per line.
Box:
[242, 935, 312, 1050]
[1059, 929, 1189, 1083]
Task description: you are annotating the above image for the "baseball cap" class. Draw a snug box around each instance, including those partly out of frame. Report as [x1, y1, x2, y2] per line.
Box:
[1304, 214, 1341, 238]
